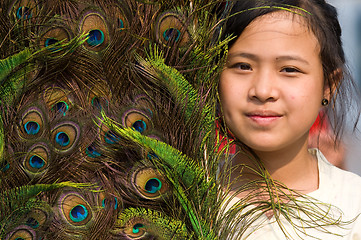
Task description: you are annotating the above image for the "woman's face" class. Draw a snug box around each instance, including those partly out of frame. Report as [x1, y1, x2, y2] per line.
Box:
[219, 11, 327, 154]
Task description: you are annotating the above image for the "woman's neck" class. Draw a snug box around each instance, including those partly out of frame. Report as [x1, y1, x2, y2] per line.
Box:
[231, 137, 319, 194]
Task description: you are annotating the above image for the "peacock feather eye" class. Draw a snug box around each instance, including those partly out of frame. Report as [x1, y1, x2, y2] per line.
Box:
[131, 167, 169, 199]
[69, 205, 88, 223]
[123, 220, 147, 238]
[118, 18, 124, 30]
[43, 87, 71, 115]
[144, 178, 162, 194]
[19, 108, 44, 139]
[113, 5, 128, 32]
[104, 130, 120, 144]
[85, 144, 101, 158]
[1, 160, 10, 172]
[98, 192, 120, 211]
[134, 95, 155, 117]
[40, 27, 70, 53]
[91, 97, 101, 109]
[132, 120, 146, 133]
[44, 38, 58, 47]
[25, 217, 39, 228]
[99, 124, 120, 145]
[7, 227, 35, 240]
[156, 12, 190, 47]
[51, 101, 69, 116]
[55, 132, 70, 146]
[163, 28, 181, 42]
[29, 155, 44, 169]
[51, 122, 80, 152]
[60, 194, 92, 226]
[101, 197, 118, 210]
[87, 29, 105, 46]
[16, 6, 31, 19]
[12, 0, 38, 22]
[24, 145, 49, 174]
[81, 12, 109, 51]
[88, 84, 111, 110]
[24, 122, 40, 135]
[122, 110, 152, 134]
[146, 151, 159, 161]
[26, 209, 48, 228]
[132, 223, 144, 234]
[44, 38, 60, 52]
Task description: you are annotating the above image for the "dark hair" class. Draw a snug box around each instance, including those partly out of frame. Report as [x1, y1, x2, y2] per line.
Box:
[220, 0, 360, 142]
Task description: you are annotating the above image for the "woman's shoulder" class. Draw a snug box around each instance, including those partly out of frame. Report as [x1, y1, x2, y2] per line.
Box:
[310, 148, 361, 212]
[316, 148, 361, 185]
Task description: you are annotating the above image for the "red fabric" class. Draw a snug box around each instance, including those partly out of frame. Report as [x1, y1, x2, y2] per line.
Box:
[216, 120, 236, 154]
[309, 112, 329, 135]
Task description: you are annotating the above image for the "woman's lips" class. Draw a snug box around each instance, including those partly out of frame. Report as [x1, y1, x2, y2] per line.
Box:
[246, 111, 283, 125]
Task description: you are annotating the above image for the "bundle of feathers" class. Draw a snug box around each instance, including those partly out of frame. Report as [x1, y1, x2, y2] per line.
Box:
[0, 0, 241, 239]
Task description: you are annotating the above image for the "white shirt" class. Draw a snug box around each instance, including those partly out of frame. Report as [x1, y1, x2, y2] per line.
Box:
[226, 149, 361, 240]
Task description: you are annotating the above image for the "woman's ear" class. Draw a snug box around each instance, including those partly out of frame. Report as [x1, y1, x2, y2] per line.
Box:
[324, 68, 343, 100]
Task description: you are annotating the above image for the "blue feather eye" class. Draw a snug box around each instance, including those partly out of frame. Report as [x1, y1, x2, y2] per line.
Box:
[41, 28, 69, 53]
[16, 6, 31, 19]
[55, 132, 70, 147]
[101, 197, 118, 210]
[147, 152, 159, 162]
[44, 87, 71, 113]
[51, 101, 69, 116]
[132, 120, 147, 133]
[124, 221, 146, 238]
[25, 209, 48, 230]
[163, 28, 181, 42]
[26, 217, 39, 229]
[132, 223, 144, 234]
[24, 121, 40, 135]
[45, 38, 58, 46]
[145, 178, 162, 194]
[44, 37, 61, 52]
[87, 30, 105, 46]
[1, 161, 10, 172]
[91, 97, 101, 109]
[132, 167, 169, 199]
[7, 228, 35, 240]
[70, 205, 88, 223]
[157, 12, 190, 47]
[81, 13, 108, 51]
[24, 146, 49, 174]
[44, 38, 61, 52]
[60, 194, 92, 226]
[86, 144, 101, 158]
[51, 123, 80, 152]
[123, 110, 152, 134]
[20, 108, 44, 139]
[29, 155, 45, 169]
[118, 19, 124, 30]
[104, 131, 120, 144]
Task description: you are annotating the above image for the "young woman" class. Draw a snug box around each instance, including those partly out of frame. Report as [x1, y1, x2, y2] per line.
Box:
[219, 0, 361, 239]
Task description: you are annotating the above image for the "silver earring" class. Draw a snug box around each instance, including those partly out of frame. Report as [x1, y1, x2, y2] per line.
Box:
[321, 99, 329, 106]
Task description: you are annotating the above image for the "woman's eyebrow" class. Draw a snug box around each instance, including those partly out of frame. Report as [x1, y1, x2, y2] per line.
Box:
[276, 55, 310, 65]
[227, 53, 310, 66]
[227, 52, 259, 61]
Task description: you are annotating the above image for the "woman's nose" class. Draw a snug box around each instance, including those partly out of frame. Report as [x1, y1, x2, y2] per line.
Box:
[248, 70, 279, 103]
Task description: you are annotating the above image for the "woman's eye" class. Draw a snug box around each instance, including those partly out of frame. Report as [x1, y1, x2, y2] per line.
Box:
[231, 63, 252, 71]
[281, 67, 301, 73]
